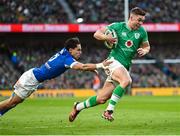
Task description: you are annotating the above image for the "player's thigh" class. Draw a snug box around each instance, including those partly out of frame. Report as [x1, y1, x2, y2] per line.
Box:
[97, 81, 115, 101]
[111, 67, 131, 86]
[0, 94, 23, 109]
[9, 94, 24, 105]
[106, 57, 131, 83]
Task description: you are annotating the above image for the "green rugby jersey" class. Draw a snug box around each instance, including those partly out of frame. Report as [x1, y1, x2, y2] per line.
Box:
[107, 22, 148, 70]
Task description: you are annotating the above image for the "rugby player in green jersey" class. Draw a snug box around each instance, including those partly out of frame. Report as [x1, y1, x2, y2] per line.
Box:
[69, 7, 150, 122]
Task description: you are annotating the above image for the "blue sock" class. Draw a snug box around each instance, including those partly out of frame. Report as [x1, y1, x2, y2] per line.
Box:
[0, 108, 12, 116]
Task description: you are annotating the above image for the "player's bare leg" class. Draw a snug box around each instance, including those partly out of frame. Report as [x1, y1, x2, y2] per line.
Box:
[98, 82, 116, 121]
[102, 67, 132, 121]
[0, 92, 23, 116]
[69, 82, 115, 122]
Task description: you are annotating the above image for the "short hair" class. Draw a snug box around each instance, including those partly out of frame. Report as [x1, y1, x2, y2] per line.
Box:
[130, 7, 146, 16]
[64, 37, 80, 51]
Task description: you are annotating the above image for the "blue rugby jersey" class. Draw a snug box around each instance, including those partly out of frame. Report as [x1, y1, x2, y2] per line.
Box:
[33, 48, 78, 82]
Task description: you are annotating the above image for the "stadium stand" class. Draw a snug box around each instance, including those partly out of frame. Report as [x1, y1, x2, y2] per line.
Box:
[0, 1, 179, 89]
[0, 44, 21, 89]
[0, 0, 69, 23]
[0, 41, 179, 89]
[1, 0, 180, 23]
[130, 0, 180, 23]
[67, 0, 124, 23]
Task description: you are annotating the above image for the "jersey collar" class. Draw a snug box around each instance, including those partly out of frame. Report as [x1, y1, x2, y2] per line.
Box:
[125, 22, 132, 31]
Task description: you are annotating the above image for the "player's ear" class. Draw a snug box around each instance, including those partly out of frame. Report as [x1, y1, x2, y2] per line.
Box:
[130, 15, 133, 21]
[69, 48, 73, 53]
[130, 14, 134, 21]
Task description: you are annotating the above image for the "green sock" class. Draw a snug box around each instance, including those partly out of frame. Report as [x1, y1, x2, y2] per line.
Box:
[76, 96, 97, 111]
[106, 85, 125, 111]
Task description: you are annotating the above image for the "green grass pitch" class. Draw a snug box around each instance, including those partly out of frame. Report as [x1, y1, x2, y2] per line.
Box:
[0, 96, 180, 135]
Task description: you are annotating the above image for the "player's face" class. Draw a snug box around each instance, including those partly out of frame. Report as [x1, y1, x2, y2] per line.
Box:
[130, 14, 145, 30]
[70, 44, 82, 60]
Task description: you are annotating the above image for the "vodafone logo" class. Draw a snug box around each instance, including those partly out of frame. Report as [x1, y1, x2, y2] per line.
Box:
[125, 40, 133, 48]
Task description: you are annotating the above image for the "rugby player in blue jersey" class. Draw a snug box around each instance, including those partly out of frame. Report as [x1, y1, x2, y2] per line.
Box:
[0, 37, 111, 116]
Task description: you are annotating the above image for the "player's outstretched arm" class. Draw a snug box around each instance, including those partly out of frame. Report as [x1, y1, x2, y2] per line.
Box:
[72, 60, 112, 71]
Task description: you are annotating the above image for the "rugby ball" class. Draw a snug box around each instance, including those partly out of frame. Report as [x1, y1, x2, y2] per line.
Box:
[104, 29, 117, 49]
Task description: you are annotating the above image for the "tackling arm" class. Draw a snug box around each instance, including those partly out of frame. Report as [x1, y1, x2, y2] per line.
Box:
[72, 63, 97, 71]
[72, 60, 112, 71]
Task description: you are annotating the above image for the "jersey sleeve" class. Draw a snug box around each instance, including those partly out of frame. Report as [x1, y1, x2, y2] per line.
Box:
[64, 57, 78, 68]
[141, 27, 149, 43]
[107, 22, 118, 30]
[107, 22, 122, 31]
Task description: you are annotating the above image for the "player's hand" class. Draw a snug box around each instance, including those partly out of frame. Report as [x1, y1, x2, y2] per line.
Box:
[102, 59, 112, 69]
[93, 69, 99, 75]
[105, 34, 117, 44]
[137, 48, 148, 57]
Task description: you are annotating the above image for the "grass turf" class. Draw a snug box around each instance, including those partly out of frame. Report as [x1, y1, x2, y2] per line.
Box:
[0, 96, 180, 135]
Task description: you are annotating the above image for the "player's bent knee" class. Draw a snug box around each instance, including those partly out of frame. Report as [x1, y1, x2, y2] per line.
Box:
[97, 97, 108, 104]
[121, 78, 132, 88]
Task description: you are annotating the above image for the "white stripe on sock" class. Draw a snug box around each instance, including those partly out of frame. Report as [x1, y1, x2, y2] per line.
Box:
[85, 99, 90, 107]
[106, 94, 120, 111]
[111, 94, 120, 103]
[106, 103, 115, 111]
[76, 102, 84, 111]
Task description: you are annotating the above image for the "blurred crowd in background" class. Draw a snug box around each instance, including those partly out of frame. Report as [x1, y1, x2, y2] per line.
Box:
[0, 42, 179, 90]
[0, 0, 180, 23]
[0, 0, 180, 90]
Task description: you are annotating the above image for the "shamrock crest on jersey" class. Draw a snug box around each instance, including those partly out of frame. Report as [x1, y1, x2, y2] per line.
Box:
[135, 33, 140, 39]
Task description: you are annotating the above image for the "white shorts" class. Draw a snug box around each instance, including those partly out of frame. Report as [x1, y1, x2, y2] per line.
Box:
[105, 57, 127, 86]
[14, 68, 40, 99]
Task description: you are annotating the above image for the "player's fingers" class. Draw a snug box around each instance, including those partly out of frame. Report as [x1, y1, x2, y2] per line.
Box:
[138, 51, 142, 54]
[94, 70, 99, 75]
[138, 52, 144, 57]
[108, 60, 113, 63]
[104, 58, 109, 61]
[137, 48, 143, 51]
[137, 49, 143, 54]
[111, 38, 117, 43]
[104, 58, 112, 62]
[103, 60, 113, 66]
